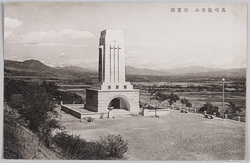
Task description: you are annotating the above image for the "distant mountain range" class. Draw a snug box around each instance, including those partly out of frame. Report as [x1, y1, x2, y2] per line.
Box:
[125, 65, 246, 78]
[165, 66, 221, 74]
[125, 66, 173, 76]
[55, 66, 94, 73]
[5, 59, 53, 72]
[4, 59, 96, 79]
[4, 59, 246, 79]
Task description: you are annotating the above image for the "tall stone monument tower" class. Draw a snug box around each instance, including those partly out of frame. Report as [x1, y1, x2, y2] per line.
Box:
[85, 30, 139, 114]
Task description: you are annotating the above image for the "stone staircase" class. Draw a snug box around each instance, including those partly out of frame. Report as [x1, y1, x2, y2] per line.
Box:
[109, 109, 132, 118]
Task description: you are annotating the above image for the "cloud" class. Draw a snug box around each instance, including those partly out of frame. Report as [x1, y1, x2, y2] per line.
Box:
[141, 59, 149, 65]
[55, 58, 98, 69]
[5, 17, 22, 28]
[4, 31, 13, 40]
[127, 41, 165, 47]
[126, 50, 144, 59]
[19, 29, 96, 46]
[59, 53, 67, 57]
[24, 43, 86, 48]
[126, 50, 151, 68]
[74, 58, 98, 66]
[60, 29, 95, 39]
[127, 57, 153, 68]
[4, 55, 22, 61]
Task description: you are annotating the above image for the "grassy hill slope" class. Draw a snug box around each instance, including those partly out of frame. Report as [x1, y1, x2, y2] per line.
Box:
[3, 104, 63, 159]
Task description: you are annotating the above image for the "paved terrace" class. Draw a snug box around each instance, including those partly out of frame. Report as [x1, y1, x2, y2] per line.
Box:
[55, 107, 245, 161]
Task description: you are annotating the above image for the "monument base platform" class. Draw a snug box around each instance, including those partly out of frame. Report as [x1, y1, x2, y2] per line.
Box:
[85, 88, 140, 114]
[61, 104, 138, 119]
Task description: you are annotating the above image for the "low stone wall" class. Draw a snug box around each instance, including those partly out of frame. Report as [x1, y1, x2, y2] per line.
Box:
[143, 108, 170, 117]
[81, 112, 109, 119]
[61, 105, 82, 119]
[61, 105, 109, 119]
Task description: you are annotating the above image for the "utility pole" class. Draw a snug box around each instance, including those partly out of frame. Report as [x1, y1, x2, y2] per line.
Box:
[222, 78, 225, 120]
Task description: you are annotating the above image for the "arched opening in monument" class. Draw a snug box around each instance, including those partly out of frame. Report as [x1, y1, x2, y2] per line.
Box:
[108, 97, 130, 111]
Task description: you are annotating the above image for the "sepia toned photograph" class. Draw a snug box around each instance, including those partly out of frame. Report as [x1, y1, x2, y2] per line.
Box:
[2, 2, 247, 161]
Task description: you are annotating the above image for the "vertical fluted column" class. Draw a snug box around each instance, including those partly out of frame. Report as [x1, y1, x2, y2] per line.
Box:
[117, 46, 120, 82]
[113, 45, 116, 82]
[98, 45, 104, 82]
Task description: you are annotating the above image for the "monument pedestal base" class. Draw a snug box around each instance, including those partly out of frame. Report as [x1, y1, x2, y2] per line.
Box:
[85, 88, 140, 114]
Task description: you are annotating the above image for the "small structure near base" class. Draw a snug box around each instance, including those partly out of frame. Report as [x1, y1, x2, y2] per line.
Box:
[142, 104, 170, 117]
[143, 108, 170, 117]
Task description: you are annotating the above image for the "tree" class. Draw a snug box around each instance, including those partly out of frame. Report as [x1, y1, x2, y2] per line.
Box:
[148, 86, 157, 96]
[4, 79, 28, 107]
[40, 81, 84, 104]
[53, 133, 128, 159]
[148, 91, 168, 117]
[41, 119, 61, 146]
[18, 84, 53, 132]
[40, 81, 59, 95]
[199, 102, 220, 116]
[154, 91, 168, 104]
[167, 92, 180, 107]
[99, 134, 128, 159]
[180, 98, 192, 108]
[17, 84, 61, 146]
[226, 101, 242, 116]
[232, 81, 246, 92]
[185, 101, 192, 108]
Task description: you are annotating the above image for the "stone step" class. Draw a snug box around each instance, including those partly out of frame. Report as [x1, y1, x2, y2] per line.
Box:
[111, 109, 129, 112]
[109, 109, 131, 118]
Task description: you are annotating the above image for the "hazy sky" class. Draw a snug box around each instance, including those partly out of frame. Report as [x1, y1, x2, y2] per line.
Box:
[4, 2, 247, 70]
